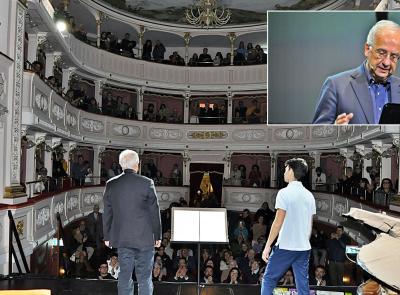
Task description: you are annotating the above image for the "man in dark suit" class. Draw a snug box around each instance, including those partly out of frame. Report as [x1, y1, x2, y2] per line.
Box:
[103, 149, 162, 295]
[313, 20, 400, 124]
[87, 204, 103, 250]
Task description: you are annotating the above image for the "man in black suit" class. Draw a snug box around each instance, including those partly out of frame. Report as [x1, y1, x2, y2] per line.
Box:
[87, 204, 103, 250]
[103, 150, 162, 295]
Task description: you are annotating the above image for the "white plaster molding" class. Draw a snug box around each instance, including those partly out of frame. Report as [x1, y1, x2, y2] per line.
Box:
[232, 129, 266, 141]
[111, 124, 141, 137]
[149, 128, 183, 140]
[274, 128, 305, 140]
[35, 207, 50, 228]
[312, 126, 337, 138]
[52, 103, 64, 121]
[81, 118, 104, 133]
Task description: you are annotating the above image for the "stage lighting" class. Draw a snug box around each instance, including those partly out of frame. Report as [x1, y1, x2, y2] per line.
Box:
[56, 21, 67, 32]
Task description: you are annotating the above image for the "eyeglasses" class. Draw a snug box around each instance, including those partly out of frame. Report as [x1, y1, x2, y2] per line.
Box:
[369, 45, 400, 63]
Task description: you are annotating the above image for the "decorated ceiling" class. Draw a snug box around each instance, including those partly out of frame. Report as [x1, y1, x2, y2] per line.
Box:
[101, 0, 324, 25]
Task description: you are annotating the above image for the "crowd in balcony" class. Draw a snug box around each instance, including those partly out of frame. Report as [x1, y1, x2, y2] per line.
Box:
[61, 201, 355, 287]
[96, 29, 267, 67]
[226, 164, 270, 188]
[52, 8, 266, 67]
[312, 166, 398, 207]
[143, 103, 183, 123]
[26, 62, 266, 124]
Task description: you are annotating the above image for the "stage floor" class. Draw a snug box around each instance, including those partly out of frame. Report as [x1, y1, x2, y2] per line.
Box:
[0, 275, 357, 295]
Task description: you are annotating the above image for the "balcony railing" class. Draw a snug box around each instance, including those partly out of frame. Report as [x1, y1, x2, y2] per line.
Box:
[22, 71, 391, 150]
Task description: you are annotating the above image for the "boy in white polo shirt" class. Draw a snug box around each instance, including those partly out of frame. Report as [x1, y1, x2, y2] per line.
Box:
[261, 158, 316, 295]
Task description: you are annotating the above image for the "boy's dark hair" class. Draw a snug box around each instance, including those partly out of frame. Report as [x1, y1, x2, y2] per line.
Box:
[284, 158, 308, 180]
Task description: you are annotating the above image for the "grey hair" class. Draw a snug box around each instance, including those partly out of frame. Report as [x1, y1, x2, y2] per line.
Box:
[119, 149, 139, 170]
[366, 20, 400, 46]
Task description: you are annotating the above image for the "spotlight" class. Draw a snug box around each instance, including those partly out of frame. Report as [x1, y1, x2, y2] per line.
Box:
[56, 21, 67, 32]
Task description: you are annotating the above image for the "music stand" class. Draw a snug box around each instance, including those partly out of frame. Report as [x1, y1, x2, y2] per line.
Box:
[171, 207, 229, 295]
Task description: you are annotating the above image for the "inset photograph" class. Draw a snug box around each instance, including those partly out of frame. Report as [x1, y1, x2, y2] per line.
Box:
[268, 11, 400, 124]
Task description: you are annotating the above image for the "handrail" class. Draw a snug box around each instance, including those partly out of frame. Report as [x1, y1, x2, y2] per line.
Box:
[8, 210, 30, 275]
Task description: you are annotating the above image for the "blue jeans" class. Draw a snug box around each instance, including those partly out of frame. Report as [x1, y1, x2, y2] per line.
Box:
[118, 247, 154, 295]
[261, 245, 311, 295]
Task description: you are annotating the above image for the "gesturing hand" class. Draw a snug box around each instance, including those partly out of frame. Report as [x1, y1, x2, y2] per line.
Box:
[335, 113, 354, 125]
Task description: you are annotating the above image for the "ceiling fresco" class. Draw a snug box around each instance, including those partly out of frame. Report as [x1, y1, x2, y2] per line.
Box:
[100, 0, 329, 24]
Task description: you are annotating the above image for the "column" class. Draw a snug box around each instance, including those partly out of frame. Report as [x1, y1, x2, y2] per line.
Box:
[44, 137, 58, 178]
[227, 91, 233, 124]
[355, 145, 372, 183]
[95, 11, 103, 48]
[136, 87, 144, 120]
[24, 134, 36, 198]
[227, 32, 236, 66]
[270, 152, 277, 188]
[182, 151, 191, 186]
[94, 79, 105, 109]
[393, 137, 400, 194]
[309, 151, 321, 190]
[44, 52, 61, 78]
[138, 26, 145, 59]
[183, 91, 190, 124]
[1, 0, 28, 204]
[62, 67, 75, 93]
[223, 152, 232, 180]
[65, 142, 77, 176]
[184, 32, 191, 66]
[93, 146, 104, 185]
[381, 144, 393, 180]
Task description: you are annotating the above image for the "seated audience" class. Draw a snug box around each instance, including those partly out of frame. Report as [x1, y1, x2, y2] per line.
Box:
[152, 263, 168, 281]
[98, 262, 115, 280]
[188, 53, 199, 66]
[201, 266, 216, 284]
[309, 265, 327, 286]
[223, 267, 242, 284]
[172, 260, 194, 282]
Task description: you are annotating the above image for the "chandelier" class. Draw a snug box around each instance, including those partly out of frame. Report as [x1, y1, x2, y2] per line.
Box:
[185, 0, 231, 28]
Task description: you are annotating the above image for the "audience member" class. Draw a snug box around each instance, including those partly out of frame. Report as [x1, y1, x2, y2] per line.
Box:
[152, 263, 167, 281]
[310, 228, 327, 267]
[309, 265, 327, 286]
[71, 155, 86, 186]
[86, 204, 103, 250]
[326, 227, 349, 286]
[315, 167, 327, 191]
[231, 165, 242, 186]
[249, 164, 262, 187]
[98, 262, 115, 280]
[152, 40, 166, 62]
[142, 40, 153, 60]
[374, 178, 396, 206]
[107, 254, 120, 279]
[198, 48, 212, 63]
[223, 267, 242, 284]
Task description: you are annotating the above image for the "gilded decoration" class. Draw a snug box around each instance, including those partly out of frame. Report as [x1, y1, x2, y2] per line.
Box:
[16, 220, 24, 238]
